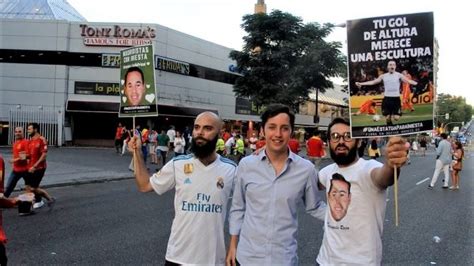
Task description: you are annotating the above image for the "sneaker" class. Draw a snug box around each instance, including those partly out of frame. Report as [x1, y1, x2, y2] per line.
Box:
[47, 197, 56, 210]
[33, 200, 44, 209]
[449, 186, 456, 190]
[427, 185, 433, 190]
[442, 186, 449, 189]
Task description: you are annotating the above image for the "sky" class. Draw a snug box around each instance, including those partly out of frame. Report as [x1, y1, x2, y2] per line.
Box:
[69, 0, 473, 106]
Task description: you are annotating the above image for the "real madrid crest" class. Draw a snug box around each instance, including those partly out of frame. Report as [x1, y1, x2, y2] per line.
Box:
[184, 163, 194, 174]
[216, 176, 224, 189]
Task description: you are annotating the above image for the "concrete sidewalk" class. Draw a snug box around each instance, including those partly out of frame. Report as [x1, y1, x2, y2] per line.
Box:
[0, 147, 136, 191]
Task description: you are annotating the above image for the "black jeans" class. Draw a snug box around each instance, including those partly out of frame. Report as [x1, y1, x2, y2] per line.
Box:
[0, 243, 7, 266]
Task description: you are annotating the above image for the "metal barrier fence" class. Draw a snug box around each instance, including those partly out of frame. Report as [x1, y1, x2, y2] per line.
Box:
[8, 106, 63, 146]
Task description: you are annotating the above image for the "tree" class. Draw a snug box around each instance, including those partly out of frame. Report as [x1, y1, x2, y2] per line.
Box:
[230, 10, 347, 111]
[436, 93, 473, 131]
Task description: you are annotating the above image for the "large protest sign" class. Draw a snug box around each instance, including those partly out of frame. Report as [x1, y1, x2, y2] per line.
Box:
[119, 44, 158, 117]
[347, 12, 434, 137]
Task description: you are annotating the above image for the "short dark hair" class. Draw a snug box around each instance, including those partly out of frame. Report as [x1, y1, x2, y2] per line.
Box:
[327, 117, 350, 137]
[124, 67, 145, 84]
[440, 133, 447, 139]
[329, 173, 351, 194]
[28, 122, 40, 133]
[261, 104, 295, 131]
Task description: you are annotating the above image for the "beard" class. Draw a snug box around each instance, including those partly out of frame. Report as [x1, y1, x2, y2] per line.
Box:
[190, 135, 218, 159]
[330, 142, 359, 166]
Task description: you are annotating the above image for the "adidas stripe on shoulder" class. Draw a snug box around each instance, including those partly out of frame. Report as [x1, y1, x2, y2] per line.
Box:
[219, 157, 237, 167]
[173, 154, 193, 161]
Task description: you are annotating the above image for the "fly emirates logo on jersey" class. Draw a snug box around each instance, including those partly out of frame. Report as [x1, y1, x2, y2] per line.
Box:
[181, 193, 223, 213]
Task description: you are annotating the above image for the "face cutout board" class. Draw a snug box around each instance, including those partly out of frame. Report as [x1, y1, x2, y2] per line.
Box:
[119, 44, 158, 117]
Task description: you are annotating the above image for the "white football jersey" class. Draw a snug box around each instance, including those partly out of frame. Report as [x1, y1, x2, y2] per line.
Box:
[150, 154, 237, 265]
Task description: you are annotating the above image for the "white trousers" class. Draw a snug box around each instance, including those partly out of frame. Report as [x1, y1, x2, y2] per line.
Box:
[430, 159, 450, 187]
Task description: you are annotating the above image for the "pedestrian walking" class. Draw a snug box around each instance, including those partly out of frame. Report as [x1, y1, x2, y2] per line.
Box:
[173, 131, 186, 157]
[149, 129, 158, 164]
[166, 125, 176, 150]
[449, 141, 464, 190]
[121, 126, 131, 156]
[25, 123, 55, 209]
[156, 129, 170, 167]
[306, 131, 325, 169]
[419, 136, 427, 156]
[428, 133, 452, 189]
[114, 122, 124, 154]
[248, 132, 258, 153]
[4, 127, 29, 198]
[368, 139, 381, 159]
[288, 133, 300, 154]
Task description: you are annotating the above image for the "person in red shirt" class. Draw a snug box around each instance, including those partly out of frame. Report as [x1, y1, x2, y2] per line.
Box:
[255, 136, 266, 150]
[288, 134, 300, 154]
[115, 122, 124, 154]
[222, 130, 231, 143]
[0, 155, 19, 265]
[401, 70, 415, 112]
[4, 127, 30, 198]
[306, 131, 325, 169]
[353, 99, 377, 115]
[25, 123, 55, 209]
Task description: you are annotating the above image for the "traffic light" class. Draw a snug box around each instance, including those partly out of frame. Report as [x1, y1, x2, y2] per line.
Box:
[445, 113, 449, 119]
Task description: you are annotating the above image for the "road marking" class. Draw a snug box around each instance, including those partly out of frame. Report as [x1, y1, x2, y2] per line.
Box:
[416, 177, 430, 185]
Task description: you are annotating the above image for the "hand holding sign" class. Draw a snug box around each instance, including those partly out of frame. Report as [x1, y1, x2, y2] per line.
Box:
[384, 136, 408, 168]
[127, 136, 142, 154]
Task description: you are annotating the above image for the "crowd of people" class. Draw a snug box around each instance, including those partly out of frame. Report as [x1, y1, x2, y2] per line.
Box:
[128, 104, 409, 265]
[0, 109, 466, 264]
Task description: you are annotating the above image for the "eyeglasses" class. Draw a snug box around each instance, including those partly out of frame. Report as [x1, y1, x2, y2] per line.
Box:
[329, 132, 352, 143]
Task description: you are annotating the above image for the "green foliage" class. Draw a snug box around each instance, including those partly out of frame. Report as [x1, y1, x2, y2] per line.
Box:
[436, 93, 473, 130]
[230, 10, 347, 111]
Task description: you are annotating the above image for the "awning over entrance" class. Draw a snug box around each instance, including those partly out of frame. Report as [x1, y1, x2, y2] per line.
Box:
[66, 101, 218, 118]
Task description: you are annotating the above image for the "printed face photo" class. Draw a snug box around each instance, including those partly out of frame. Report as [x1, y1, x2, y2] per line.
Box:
[328, 179, 352, 222]
[124, 70, 145, 106]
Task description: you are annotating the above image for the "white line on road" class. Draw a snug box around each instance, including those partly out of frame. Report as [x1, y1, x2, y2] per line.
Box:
[416, 177, 430, 185]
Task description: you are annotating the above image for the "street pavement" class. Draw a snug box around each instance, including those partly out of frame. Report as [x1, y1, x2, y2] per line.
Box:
[0, 136, 473, 264]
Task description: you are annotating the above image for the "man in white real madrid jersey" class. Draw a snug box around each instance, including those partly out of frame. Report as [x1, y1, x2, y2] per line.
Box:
[130, 111, 237, 265]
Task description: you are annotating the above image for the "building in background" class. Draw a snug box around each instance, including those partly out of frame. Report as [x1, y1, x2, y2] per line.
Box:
[0, 0, 348, 146]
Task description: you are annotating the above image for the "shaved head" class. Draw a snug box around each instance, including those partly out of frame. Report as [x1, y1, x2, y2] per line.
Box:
[195, 111, 223, 131]
[191, 111, 223, 159]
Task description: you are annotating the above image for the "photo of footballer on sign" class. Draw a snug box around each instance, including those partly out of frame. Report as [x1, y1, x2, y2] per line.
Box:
[347, 12, 434, 137]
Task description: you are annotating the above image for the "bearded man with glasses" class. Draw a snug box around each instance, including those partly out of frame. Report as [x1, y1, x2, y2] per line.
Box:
[316, 117, 408, 265]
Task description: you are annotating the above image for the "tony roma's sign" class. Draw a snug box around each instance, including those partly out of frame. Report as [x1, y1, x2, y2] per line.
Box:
[80, 24, 156, 47]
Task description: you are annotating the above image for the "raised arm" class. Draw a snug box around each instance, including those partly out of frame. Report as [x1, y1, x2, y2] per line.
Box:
[401, 74, 418, 86]
[128, 136, 153, 192]
[355, 76, 383, 88]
